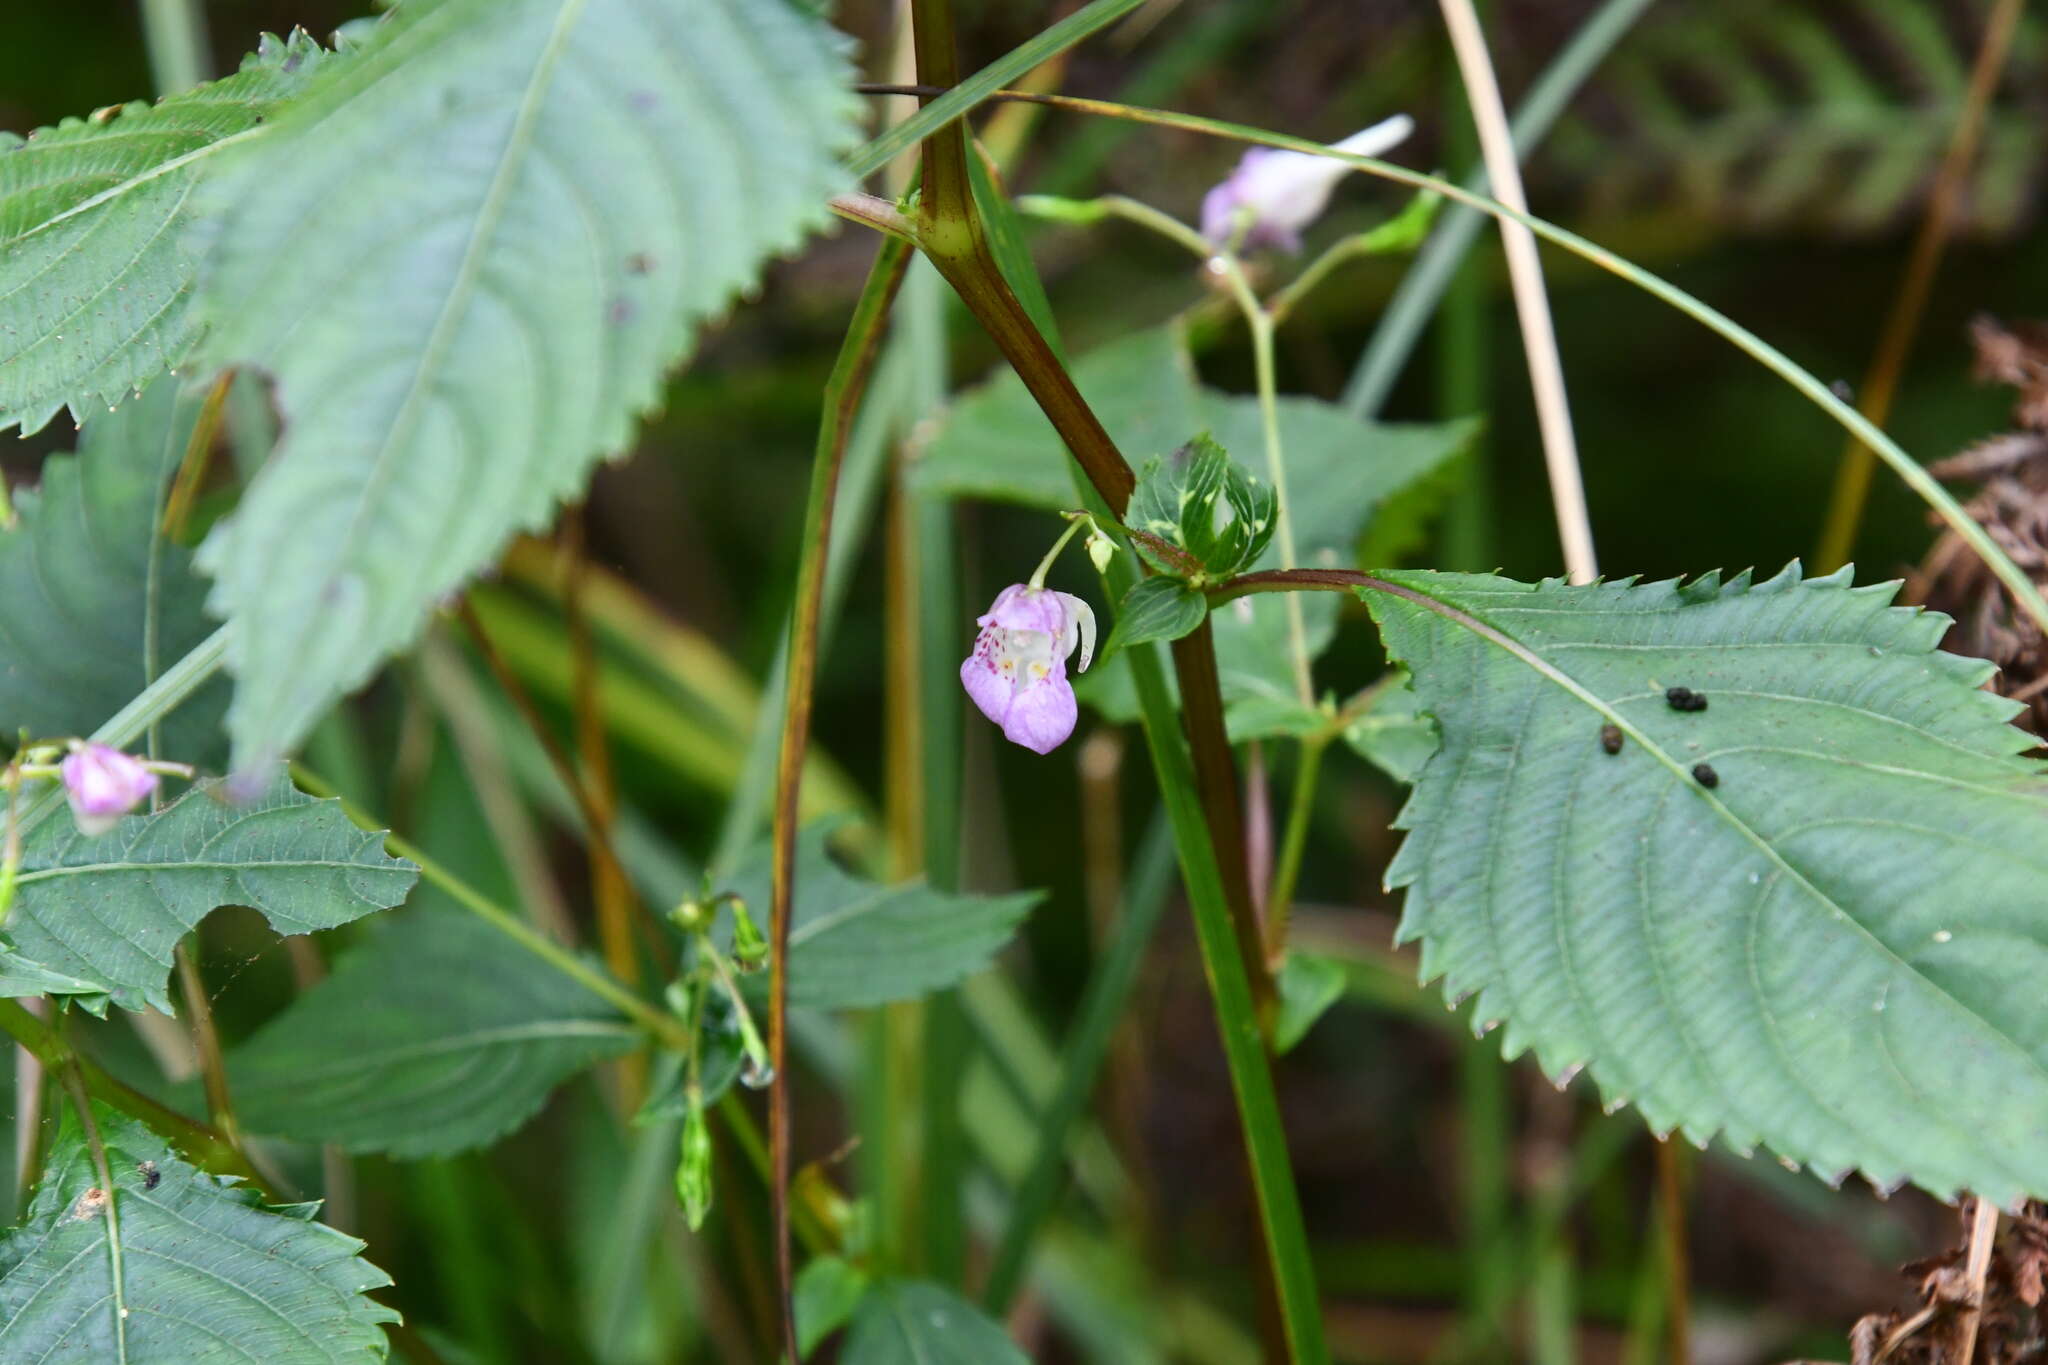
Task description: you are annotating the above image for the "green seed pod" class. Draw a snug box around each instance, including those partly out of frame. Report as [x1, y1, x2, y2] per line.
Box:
[676, 1105, 713, 1230]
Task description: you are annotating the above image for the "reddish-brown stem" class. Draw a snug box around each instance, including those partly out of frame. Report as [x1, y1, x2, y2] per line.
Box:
[1211, 567, 1377, 602]
[899, 12, 1283, 1028]
[768, 237, 914, 1364]
[561, 510, 646, 1103]
[1169, 621, 1270, 1019]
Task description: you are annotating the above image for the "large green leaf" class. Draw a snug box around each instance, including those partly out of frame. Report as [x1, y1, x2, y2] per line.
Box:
[841, 1280, 1029, 1365]
[0, 771, 416, 1013]
[0, 33, 332, 435]
[1364, 564, 2048, 1202]
[191, 0, 862, 769]
[0, 1103, 395, 1361]
[727, 826, 1041, 1010]
[229, 908, 635, 1157]
[0, 378, 226, 759]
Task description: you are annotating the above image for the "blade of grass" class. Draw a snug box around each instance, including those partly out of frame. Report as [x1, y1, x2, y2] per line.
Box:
[708, 343, 911, 877]
[983, 814, 1176, 1313]
[768, 236, 915, 1363]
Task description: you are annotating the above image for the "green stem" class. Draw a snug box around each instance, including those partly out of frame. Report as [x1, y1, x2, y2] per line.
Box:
[697, 934, 771, 1083]
[982, 814, 1175, 1312]
[290, 767, 689, 1053]
[768, 236, 914, 1364]
[1212, 254, 1313, 705]
[1026, 512, 1091, 588]
[903, 3, 1314, 1354]
[1262, 737, 1325, 964]
[0, 998, 266, 1194]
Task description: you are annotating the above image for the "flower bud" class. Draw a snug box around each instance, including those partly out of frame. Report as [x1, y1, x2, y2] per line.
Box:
[1086, 530, 1116, 575]
[59, 744, 157, 837]
[676, 1105, 713, 1230]
[728, 896, 768, 973]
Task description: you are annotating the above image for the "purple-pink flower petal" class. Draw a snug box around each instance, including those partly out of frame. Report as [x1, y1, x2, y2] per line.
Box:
[959, 583, 1093, 754]
[1001, 668, 1078, 755]
[59, 744, 157, 837]
[960, 634, 1014, 727]
[1199, 115, 1414, 252]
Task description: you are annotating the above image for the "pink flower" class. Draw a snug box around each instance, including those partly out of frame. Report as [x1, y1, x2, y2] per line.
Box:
[1200, 115, 1414, 252]
[960, 585, 1096, 754]
[59, 744, 157, 837]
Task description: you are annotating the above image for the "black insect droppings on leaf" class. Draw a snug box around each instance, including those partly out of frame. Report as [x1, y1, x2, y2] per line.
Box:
[1600, 723, 1623, 755]
[1692, 762, 1719, 788]
[1666, 686, 1708, 712]
[139, 1160, 160, 1190]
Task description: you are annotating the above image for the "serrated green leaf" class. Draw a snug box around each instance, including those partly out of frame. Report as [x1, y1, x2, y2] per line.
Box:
[0, 33, 332, 435]
[191, 0, 863, 769]
[0, 770, 416, 1013]
[228, 909, 634, 1157]
[1103, 575, 1208, 655]
[842, 1280, 1029, 1365]
[726, 825, 1039, 1010]
[0, 1102, 396, 1361]
[0, 378, 227, 760]
[1363, 564, 2048, 1202]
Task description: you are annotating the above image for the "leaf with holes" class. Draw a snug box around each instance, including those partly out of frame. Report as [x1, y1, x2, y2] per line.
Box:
[0, 770, 416, 1013]
[0, 378, 227, 760]
[1363, 564, 2048, 1203]
[0, 32, 334, 435]
[228, 909, 635, 1157]
[190, 0, 862, 770]
[725, 825, 1040, 1010]
[0, 1103, 396, 1361]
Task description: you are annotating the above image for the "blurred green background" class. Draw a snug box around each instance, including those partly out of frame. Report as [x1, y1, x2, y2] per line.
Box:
[6, 1, 2043, 1360]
